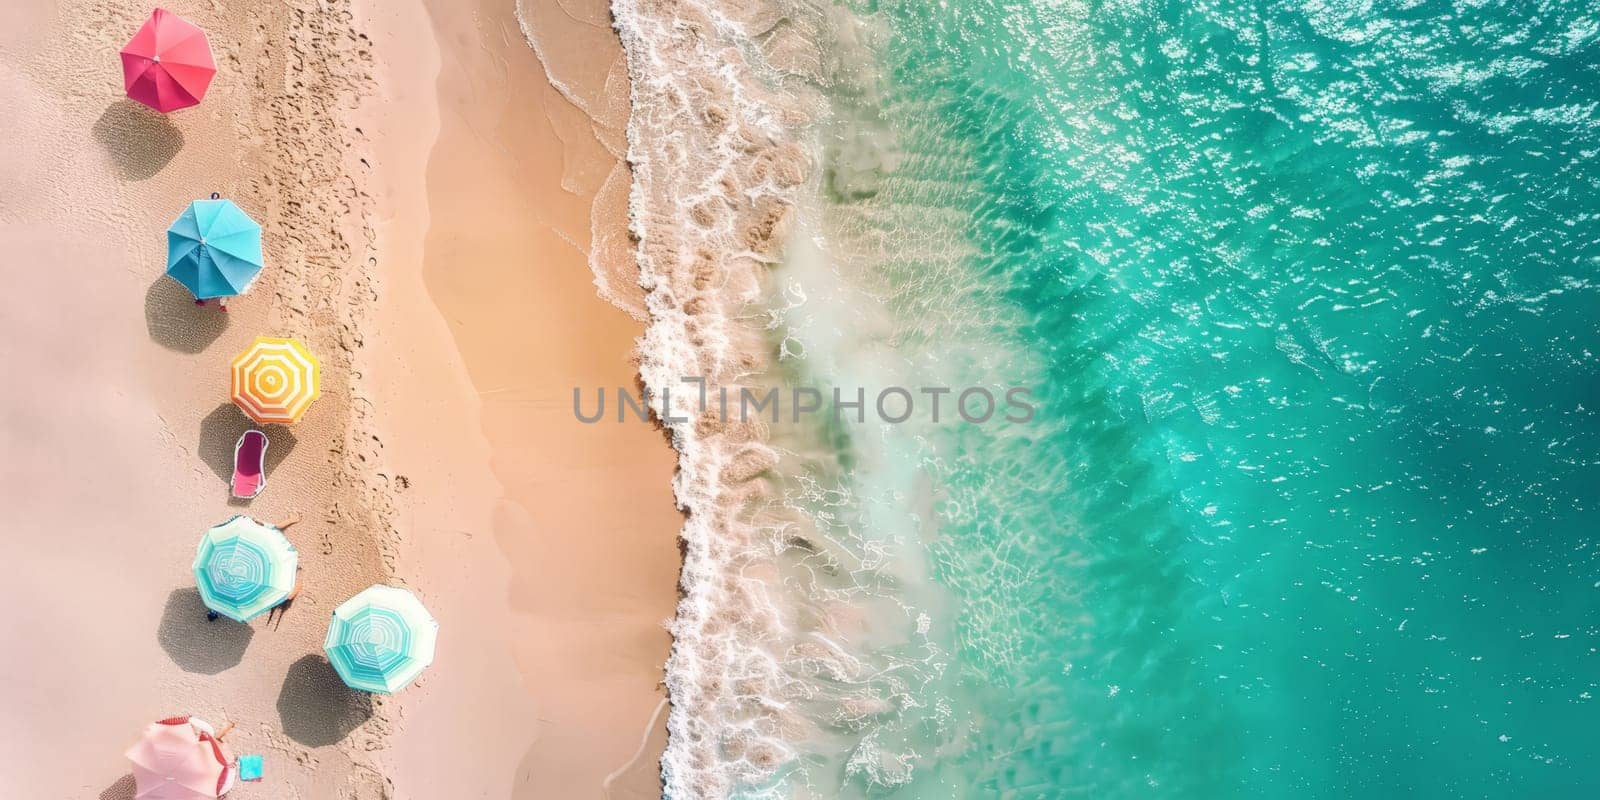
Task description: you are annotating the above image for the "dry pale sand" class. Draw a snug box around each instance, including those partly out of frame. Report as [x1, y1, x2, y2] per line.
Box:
[0, 0, 678, 798]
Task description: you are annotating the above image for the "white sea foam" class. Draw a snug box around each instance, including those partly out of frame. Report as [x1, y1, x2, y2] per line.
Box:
[515, 0, 647, 319]
[610, 0, 825, 794]
[608, 0, 1000, 794]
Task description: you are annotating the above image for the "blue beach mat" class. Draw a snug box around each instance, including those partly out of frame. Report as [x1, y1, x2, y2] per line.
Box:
[238, 754, 263, 782]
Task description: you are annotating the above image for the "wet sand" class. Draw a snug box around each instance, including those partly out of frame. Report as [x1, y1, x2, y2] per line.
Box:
[366, 0, 679, 796]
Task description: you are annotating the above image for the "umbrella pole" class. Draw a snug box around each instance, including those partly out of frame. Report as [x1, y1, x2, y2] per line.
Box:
[275, 511, 301, 530]
[216, 721, 235, 740]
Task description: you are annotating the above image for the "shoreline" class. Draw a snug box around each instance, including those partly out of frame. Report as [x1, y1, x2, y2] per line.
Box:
[609, 0, 821, 791]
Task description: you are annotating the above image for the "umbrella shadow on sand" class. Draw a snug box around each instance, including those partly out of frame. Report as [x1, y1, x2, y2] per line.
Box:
[98, 774, 136, 800]
[277, 655, 373, 747]
[157, 588, 253, 674]
[92, 100, 184, 181]
[198, 403, 297, 500]
[145, 276, 230, 353]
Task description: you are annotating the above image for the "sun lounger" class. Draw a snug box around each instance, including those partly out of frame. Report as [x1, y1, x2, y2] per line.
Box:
[231, 430, 268, 499]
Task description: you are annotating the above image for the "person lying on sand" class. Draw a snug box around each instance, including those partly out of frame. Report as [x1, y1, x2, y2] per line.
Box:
[265, 512, 302, 628]
[267, 571, 301, 630]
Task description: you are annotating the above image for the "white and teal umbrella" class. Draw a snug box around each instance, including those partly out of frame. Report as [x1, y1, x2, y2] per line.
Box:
[193, 516, 297, 622]
[324, 585, 438, 693]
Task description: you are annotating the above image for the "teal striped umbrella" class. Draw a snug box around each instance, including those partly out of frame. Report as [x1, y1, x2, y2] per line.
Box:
[166, 195, 263, 300]
[193, 516, 297, 622]
[324, 585, 438, 693]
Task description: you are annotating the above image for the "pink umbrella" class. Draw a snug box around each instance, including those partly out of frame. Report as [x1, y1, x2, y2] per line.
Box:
[125, 717, 234, 799]
[120, 8, 216, 113]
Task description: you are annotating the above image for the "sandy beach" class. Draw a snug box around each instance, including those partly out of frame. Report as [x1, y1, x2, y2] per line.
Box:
[0, 0, 677, 797]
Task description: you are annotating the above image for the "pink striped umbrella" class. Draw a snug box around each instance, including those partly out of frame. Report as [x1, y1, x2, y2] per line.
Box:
[120, 8, 216, 113]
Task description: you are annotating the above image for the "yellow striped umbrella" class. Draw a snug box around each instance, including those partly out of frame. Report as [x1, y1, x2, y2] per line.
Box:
[230, 337, 320, 424]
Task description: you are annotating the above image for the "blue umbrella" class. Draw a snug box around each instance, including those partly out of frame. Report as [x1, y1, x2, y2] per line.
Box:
[166, 194, 262, 300]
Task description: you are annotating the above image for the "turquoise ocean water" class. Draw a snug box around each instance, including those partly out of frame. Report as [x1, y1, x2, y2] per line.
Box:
[768, 1, 1600, 796]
